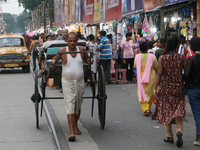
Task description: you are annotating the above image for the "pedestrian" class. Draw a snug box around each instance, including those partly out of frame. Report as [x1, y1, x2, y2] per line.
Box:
[29, 35, 42, 70]
[107, 34, 115, 76]
[193, 28, 197, 37]
[121, 33, 135, 83]
[134, 41, 158, 116]
[89, 34, 99, 78]
[46, 35, 53, 41]
[147, 41, 154, 54]
[51, 32, 93, 142]
[152, 36, 187, 148]
[98, 31, 112, 84]
[57, 29, 68, 41]
[155, 38, 167, 60]
[185, 37, 200, 147]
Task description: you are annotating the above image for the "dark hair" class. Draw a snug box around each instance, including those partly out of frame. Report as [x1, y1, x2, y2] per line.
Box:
[159, 38, 167, 45]
[125, 33, 132, 38]
[66, 32, 78, 40]
[190, 37, 200, 80]
[35, 35, 39, 40]
[147, 41, 154, 49]
[107, 34, 112, 40]
[193, 28, 197, 32]
[89, 34, 94, 41]
[100, 30, 106, 36]
[76, 31, 82, 39]
[163, 36, 179, 54]
[108, 34, 113, 37]
[139, 41, 147, 52]
[46, 35, 52, 40]
[32, 35, 35, 40]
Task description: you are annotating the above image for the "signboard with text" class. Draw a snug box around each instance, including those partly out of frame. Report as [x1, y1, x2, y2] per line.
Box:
[105, 0, 121, 22]
[94, 0, 101, 22]
[143, 0, 164, 11]
[164, 0, 188, 6]
[83, 0, 94, 24]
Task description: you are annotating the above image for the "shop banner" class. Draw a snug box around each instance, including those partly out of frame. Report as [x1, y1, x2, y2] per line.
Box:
[105, 0, 121, 22]
[80, 0, 83, 21]
[143, 0, 164, 11]
[100, 0, 105, 21]
[94, 0, 101, 22]
[135, 0, 143, 10]
[61, 0, 65, 27]
[164, 0, 188, 5]
[64, 0, 68, 24]
[83, 0, 94, 24]
[75, 0, 80, 22]
[57, 0, 61, 27]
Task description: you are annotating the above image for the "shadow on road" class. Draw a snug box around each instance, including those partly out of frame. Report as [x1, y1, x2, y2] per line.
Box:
[0, 68, 27, 74]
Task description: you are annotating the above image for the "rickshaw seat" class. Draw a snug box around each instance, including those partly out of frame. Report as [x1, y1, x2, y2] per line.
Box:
[47, 47, 61, 56]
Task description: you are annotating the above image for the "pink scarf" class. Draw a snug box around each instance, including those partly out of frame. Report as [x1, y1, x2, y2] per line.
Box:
[135, 53, 155, 103]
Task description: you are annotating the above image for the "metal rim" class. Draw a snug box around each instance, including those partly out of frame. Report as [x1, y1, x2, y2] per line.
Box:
[34, 69, 39, 129]
[98, 66, 106, 129]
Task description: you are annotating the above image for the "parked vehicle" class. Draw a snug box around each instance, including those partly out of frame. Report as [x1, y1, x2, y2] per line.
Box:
[0, 34, 30, 73]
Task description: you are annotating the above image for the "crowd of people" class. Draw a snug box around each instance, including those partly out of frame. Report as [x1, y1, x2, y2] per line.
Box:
[134, 34, 200, 148]
[24, 29, 200, 147]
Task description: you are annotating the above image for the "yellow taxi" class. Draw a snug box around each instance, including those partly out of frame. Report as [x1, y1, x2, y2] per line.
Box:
[0, 34, 30, 72]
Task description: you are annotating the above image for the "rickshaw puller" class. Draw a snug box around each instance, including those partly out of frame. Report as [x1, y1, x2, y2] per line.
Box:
[51, 32, 93, 142]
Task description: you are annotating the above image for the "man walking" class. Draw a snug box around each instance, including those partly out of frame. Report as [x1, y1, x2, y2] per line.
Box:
[57, 28, 68, 41]
[98, 31, 112, 84]
[30, 35, 42, 70]
[51, 32, 93, 142]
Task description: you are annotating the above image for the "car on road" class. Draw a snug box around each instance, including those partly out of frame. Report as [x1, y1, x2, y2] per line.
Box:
[0, 34, 30, 73]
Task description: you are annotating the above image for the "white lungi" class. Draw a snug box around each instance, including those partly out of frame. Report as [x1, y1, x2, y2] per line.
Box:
[62, 77, 84, 115]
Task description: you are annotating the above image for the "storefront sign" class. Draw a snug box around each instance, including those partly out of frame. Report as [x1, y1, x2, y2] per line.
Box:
[143, 0, 164, 11]
[83, 0, 94, 24]
[105, 0, 121, 22]
[164, 0, 188, 5]
[94, 0, 101, 22]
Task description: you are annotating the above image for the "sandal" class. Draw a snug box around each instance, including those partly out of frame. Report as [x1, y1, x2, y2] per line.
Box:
[194, 140, 200, 146]
[164, 137, 174, 143]
[176, 131, 183, 147]
[143, 110, 151, 116]
[68, 135, 76, 142]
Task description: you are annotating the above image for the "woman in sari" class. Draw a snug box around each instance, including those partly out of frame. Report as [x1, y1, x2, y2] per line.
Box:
[134, 42, 158, 116]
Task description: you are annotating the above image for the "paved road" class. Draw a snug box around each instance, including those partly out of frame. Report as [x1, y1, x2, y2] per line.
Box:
[80, 83, 199, 150]
[1, 68, 199, 150]
[0, 68, 54, 150]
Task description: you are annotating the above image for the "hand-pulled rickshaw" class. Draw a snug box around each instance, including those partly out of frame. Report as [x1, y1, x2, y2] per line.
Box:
[31, 40, 107, 129]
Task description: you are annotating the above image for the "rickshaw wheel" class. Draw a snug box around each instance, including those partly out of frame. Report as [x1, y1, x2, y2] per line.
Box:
[98, 65, 106, 129]
[34, 69, 39, 129]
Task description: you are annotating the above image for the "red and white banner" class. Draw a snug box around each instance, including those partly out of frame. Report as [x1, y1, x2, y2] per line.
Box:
[105, 0, 121, 22]
[83, 0, 94, 24]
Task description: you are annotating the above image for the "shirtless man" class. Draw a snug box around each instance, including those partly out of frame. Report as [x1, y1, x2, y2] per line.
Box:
[51, 32, 93, 141]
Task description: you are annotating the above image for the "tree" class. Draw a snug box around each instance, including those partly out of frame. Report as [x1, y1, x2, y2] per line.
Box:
[18, 0, 44, 11]
[3, 13, 16, 33]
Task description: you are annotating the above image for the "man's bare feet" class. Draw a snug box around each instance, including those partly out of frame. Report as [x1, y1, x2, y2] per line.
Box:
[68, 135, 76, 142]
[75, 127, 82, 135]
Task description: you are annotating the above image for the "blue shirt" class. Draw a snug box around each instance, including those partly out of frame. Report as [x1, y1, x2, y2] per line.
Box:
[99, 36, 112, 59]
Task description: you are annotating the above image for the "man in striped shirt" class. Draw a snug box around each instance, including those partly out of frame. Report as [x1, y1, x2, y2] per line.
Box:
[98, 31, 112, 84]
